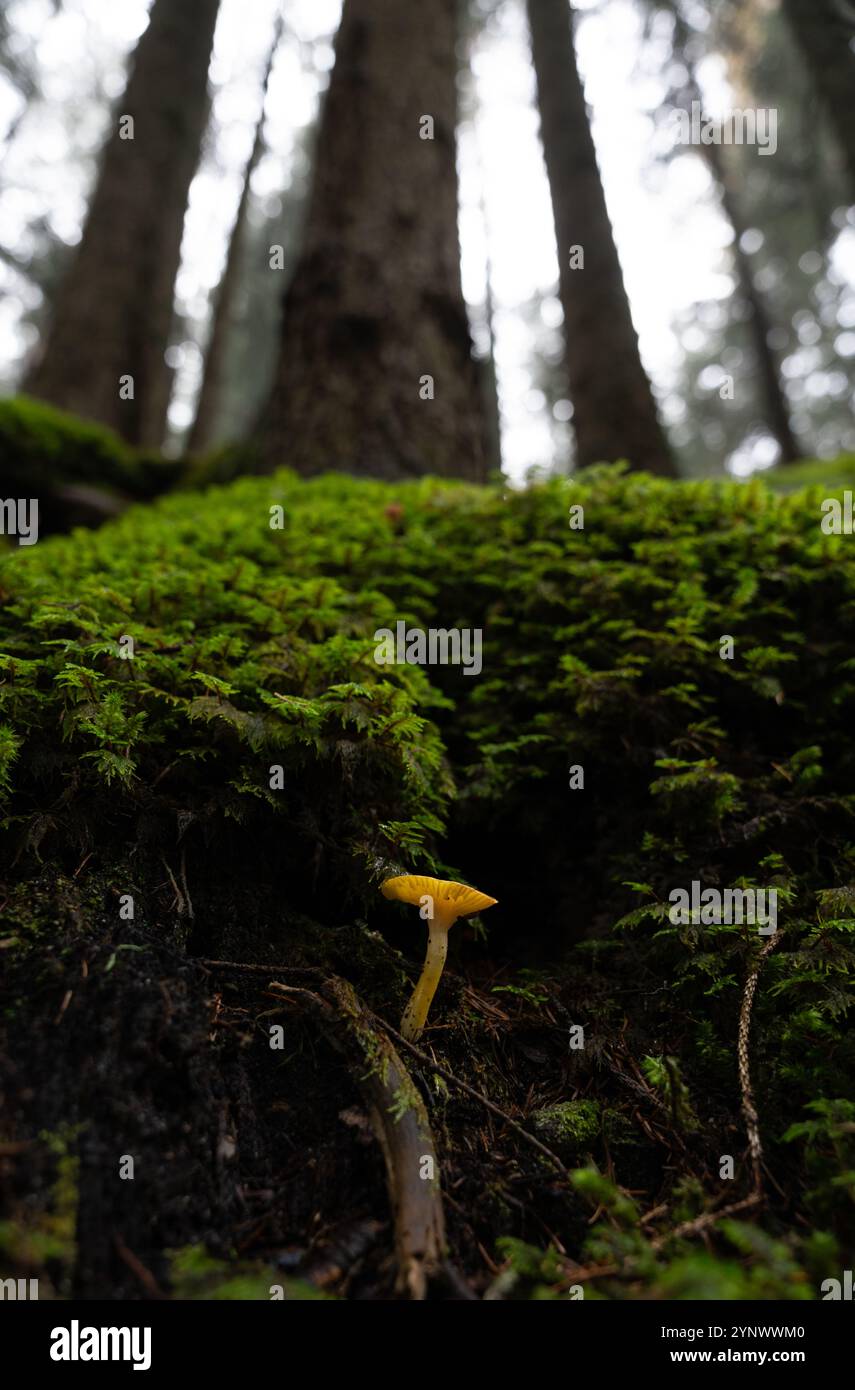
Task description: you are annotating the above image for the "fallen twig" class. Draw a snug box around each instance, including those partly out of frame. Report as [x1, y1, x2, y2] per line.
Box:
[649, 1193, 762, 1250]
[200, 957, 325, 977]
[113, 1231, 165, 1299]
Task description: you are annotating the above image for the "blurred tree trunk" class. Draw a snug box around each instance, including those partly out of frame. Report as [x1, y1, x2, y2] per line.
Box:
[478, 243, 503, 478]
[461, 5, 502, 476]
[665, 1, 801, 465]
[700, 138, 800, 465]
[258, 0, 487, 481]
[188, 16, 283, 458]
[782, 0, 855, 197]
[526, 0, 674, 476]
[26, 0, 220, 448]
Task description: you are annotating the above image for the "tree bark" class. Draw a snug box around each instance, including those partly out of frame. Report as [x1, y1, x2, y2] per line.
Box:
[26, 0, 221, 448]
[700, 140, 801, 465]
[664, 1, 801, 465]
[188, 16, 283, 457]
[258, 0, 488, 482]
[782, 0, 855, 199]
[526, 0, 675, 476]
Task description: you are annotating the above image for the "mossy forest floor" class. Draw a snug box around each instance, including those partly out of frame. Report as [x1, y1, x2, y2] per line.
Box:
[1, 406, 854, 1299]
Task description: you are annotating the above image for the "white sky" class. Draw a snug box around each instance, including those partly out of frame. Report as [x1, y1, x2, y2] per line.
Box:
[1, 0, 853, 478]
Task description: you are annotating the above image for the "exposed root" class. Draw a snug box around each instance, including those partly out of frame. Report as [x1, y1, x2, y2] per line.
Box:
[268, 976, 455, 1299]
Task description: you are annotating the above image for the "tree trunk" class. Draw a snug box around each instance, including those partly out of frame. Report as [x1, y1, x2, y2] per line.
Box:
[526, 0, 675, 476]
[26, 0, 221, 448]
[700, 140, 801, 466]
[478, 262, 503, 478]
[782, 0, 855, 198]
[188, 16, 283, 457]
[258, 0, 487, 482]
[474, 170, 503, 478]
[665, 1, 801, 465]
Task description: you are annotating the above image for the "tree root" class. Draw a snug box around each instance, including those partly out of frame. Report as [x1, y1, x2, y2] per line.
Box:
[268, 976, 460, 1299]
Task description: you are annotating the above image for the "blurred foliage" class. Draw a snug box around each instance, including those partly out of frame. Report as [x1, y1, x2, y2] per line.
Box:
[0, 395, 180, 506]
[168, 1245, 330, 1301]
[763, 453, 855, 494]
[643, 0, 855, 476]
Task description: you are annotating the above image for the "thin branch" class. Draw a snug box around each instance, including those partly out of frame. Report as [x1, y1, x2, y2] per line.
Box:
[376, 1017, 572, 1179]
[199, 957, 326, 977]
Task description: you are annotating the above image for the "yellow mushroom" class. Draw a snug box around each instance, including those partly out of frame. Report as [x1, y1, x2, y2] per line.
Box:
[381, 875, 498, 1042]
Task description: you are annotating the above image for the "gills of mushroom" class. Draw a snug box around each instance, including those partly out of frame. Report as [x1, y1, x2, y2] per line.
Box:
[381, 875, 498, 1042]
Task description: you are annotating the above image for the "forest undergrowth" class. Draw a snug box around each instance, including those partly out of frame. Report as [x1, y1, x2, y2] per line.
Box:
[1, 408, 854, 1298]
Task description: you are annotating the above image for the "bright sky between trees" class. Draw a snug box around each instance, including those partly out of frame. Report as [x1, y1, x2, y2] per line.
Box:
[1, 0, 853, 478]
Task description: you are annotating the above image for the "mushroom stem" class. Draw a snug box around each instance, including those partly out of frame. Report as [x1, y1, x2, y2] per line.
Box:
[401, 919, 450, 1042]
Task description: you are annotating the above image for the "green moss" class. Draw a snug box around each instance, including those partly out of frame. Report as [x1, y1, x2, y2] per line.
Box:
[0, 470, 453, 900]
[2, 456, 855, 1293]
[532, 1099, 601, 1147]
[494, 1236, 571, 1298]
[168, 1245, 330, 1300]
[763, 454, 855, 495]
[0, 395, 182, 504]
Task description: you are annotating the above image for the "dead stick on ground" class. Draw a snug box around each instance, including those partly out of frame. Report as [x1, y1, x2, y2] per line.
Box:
[161, 858, 184, 916]
[739, 932, 782, 1192]
[200, 958, 325, 977]
[179, 847, 194, 921]
[268, 977, 456, 1300]
[113, 1231, 165, 1299]
[650, 1193, 762, 1250]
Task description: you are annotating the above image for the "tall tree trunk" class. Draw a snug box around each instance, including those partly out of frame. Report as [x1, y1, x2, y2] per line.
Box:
[188, 16, 283, 457]
[782, 0, 855, 198]
[526, 0, 675, 476]
[700, 139, 801, 465]
[26, 0, 220, 448]
[473, 157, 502, 478]
[258, 0, 487, 482]
[664, 1, 801, 465]
[478, 250, 503, 479]
[461, 11, 502, 477]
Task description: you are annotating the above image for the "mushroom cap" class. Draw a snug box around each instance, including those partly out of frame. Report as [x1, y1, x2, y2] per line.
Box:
[381, 874, 497, 919]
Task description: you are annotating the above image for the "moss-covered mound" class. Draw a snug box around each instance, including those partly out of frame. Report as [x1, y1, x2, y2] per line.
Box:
[1, 464, 853, 1299]
[763, 453, 855, 494]
[0, 396, 181, 531]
